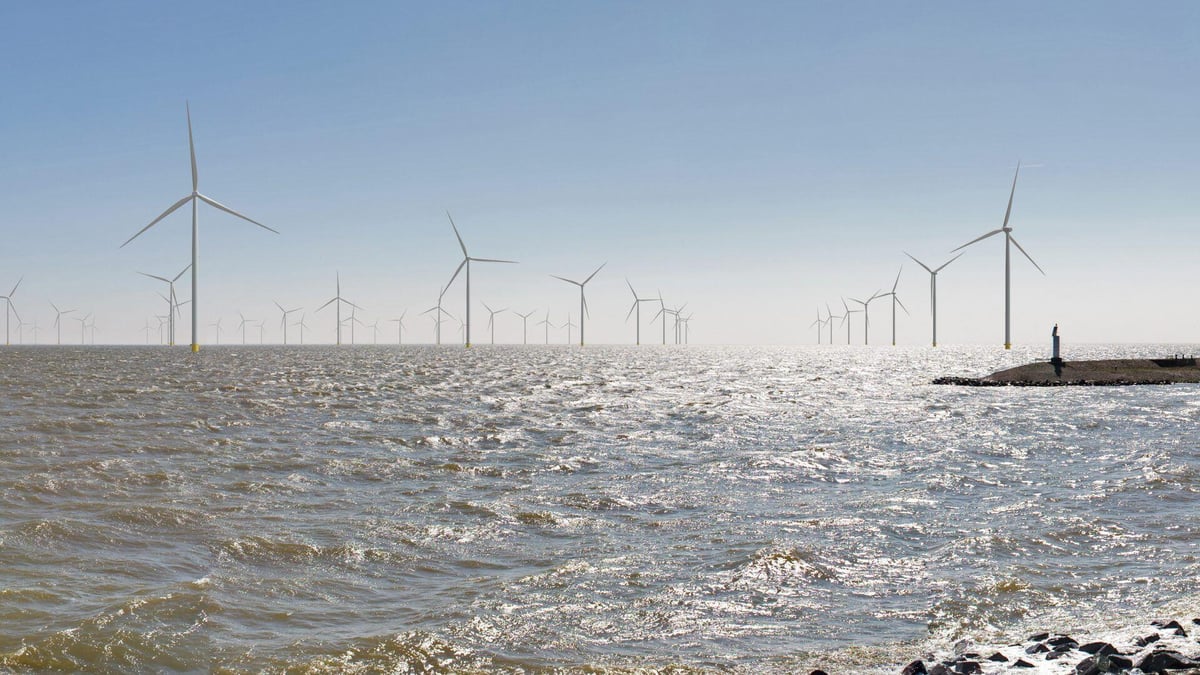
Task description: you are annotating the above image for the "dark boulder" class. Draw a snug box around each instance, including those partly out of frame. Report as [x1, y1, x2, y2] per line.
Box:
[985, 652, 1008, 662]
[1137, 650, 1199, 672]
[900, 660, 927, 675]
[1029, 632, 1050, 642]
[1012, 659, 1035, 668]
[928, 665, 951, 675]
[1108, 655, 1132, 670]
[1136, 633, 1161, 647]
[1026, 643, 1050, 654]
[953, 662, 981, 674]
[1079, 642, 1118, 656]
[1075, 656, 1103, 675]
[1047, 635, 1079, 649]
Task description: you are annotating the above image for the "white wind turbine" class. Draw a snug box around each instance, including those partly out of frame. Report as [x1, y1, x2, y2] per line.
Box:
[840, 298, 861, 345]
[536, 309, 553, 345]
[444, 213, 517, 348]
[422, 285, 455, 346]
[274, 301, 301, 345]
[211, 318, 223, 345]
[120, 103, 277, 353]
[847, 291, 883, 345]
[316, 273, 361, 345]
[295, 313, 310, 345]
[563, 313, 578, 344]
[345, 306, 365, 345]
[952, 163, 1045, 349]
[810, 307, 823, 344]
[74, 314, 90, 345]
[50, 301, 74, 346]
[389, 311, 407, 345]
[904, 252, 964, 347]
[625, 280, 657, 345]
[877, 267, 910, 346]
[237, 312, 253, 345]
[481, 301, 507, 345]
[514, 310, 536, 345]
[138, 264, 190, 346]
[368, 320, 380, 344]
[825, 303, 840, 344]
[2, 278, 22, 346]
[552, 263, 605, 347]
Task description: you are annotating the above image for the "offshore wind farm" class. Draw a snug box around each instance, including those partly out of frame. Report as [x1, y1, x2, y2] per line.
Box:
[4, 3, 1200, 675]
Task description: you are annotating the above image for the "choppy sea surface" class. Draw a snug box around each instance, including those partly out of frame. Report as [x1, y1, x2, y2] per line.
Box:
[1, 344, 1199, 673]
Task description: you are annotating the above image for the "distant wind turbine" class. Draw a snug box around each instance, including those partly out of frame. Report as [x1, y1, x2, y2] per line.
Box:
[345, 306, 365, 345]
[536, 309, 553, 345]
[422, 286, 455, 346]
[50, 301, 74, 346]
[74, 313, 90, 345]
[237, 312, 253, 345]
[295, 313, 310, 345]
[563, 313, 578, 345]
[1, 278, 22, 346]
[316, 273, 361, 345]
[847, 291, 883, 345]
[840, 298, 861, 345]
[904, 252, 964, 347]
[552, 263, 605, 346]
[514, 310, 536, 345]
[120, 103, 277, 352]
[825, 303, 840, 344]
[138, 264, 190, 346]
[211, 317, 223, 345]
[877, 267, 910, 346]
[625, 280, 657, 345]
[951, 162, 1045, 349]
[481, 301, 507, 345]
[444, 213, 517, 348]
[274, 301, 301, 345]
[389, 311, 407, 345]
[810, 307, 823, 344]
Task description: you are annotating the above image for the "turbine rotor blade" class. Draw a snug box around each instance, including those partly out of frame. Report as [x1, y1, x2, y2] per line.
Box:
[470, 257, 517, 264]
[584, 262, 607, 285]
[445, 259, 467, 290]
[1009, 235, 1045, 275]
[196, 193, 278, 233]
[446, 212, 469, 257]
[903, 252, 933, 274]
[316, 297, 338, 312]
[951, 229, 1003, 252]
[187, 101, 198, 192]
[551, 275, 581, 286]
[121, 195, 193, 248]
[172, 264, 192, 282]
[935, 252, 966, 273]
[1001, 162, 1020, 230]
[138, 272, 172, 283]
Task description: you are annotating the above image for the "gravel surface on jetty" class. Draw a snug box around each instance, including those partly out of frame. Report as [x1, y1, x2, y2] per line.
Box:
[933, 359, 1200, 387]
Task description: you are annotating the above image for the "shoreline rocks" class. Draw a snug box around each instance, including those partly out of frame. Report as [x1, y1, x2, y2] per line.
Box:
[933, 358, 1200, 387]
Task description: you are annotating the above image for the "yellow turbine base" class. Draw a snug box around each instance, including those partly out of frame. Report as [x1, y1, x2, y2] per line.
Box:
[191, 343, 200, 353]
[1004, 342, 1012, 350]
[465, 342, 471, 348]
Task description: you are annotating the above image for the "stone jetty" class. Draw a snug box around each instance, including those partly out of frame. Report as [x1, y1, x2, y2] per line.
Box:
[933, 357, 1200, 387]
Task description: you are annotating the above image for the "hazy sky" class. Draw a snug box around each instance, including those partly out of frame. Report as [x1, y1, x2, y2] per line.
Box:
[2, 2, 1197, 346]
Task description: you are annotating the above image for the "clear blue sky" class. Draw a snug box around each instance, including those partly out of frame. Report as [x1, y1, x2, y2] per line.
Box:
[1, 1, 1197, 345]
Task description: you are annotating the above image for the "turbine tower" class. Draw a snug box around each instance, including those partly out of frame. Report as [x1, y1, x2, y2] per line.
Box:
[120, 103, 277, 352]
[295, 313, 310, 345]
[422, 285, 455, 346]
[952, 163, 1045, 349]
[810, 307, 823, 344]
[904, 252, 963, 347]
[825, 303, 840, 344]
[74, 314, 90, 345]
[552, 263, 605, 346]
[840, 298, 861, 345]
[1, 278, 22, 346]
[444, 213, 517, 348]
[536, 309, 553, 345]
[316, 273, 361, 345]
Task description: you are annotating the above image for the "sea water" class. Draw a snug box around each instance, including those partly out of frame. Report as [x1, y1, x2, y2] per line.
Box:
[1, 344, 1198, 672]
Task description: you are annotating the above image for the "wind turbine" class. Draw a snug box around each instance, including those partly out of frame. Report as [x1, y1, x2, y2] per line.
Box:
[904, 252, 964, 347]
[295, 313, 310, 345]
[481, 302, 506, 345]
[119, 103, 277, 353]
[50, 301, 74, 346]
[138, 264, 190, 346]
[810, 307, 823, 344]
[422, 285, 455, 346]
[444, 213, 517, 348]
[237, 312, 253, 345]
[952, 163, 1046, 349]
[551, 263, 605, 346]
[563, 313, 578, 344]
[514, 310, 536, 345]
[625, 280, 657, 345]
[1, 278, 22, 346]
[211, 318, 223, 345]
[877, 267, 910, 346]
[840, 298, 861, 345]
[316, 273, 361, 345]
[389, 311, 407, 345]
[825, 302, 840, 344]
[74, 314, 90, 345]
[85, 317, 98, 345]
[274, 301, 301, 345]
[156, 315, 168, 344]
[368, 320, 380, 344]
[536, 309, 553, 345]
[345, 306, 365, 345]
[847, 291, 883, 345]
[141, 319, 153, 345]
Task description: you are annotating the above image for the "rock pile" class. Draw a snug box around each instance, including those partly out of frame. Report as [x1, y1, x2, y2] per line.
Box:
[807, 618, 1200, 674]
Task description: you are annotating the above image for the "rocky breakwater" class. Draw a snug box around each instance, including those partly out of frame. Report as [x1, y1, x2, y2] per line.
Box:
[933, 358, 1200, 387]
[807, 617, 1200, 674]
